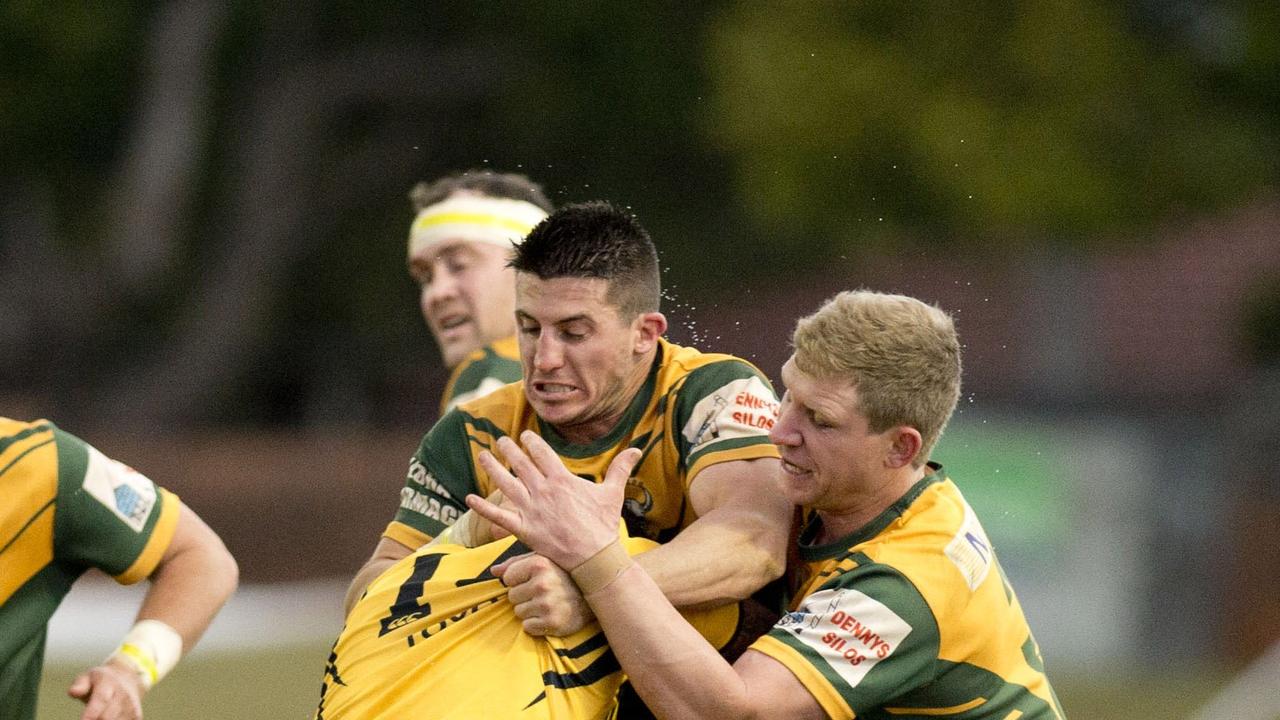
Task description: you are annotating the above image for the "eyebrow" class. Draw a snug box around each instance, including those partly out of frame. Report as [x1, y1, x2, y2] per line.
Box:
[515, 311, 594, 325]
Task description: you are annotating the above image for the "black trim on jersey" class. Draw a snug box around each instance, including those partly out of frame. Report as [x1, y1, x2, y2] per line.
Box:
[453, 540, 530, 588]
[553, 631, 609, 659]
[540, 648, 622, 689]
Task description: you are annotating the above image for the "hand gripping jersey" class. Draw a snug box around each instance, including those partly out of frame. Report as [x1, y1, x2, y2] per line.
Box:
[751, 467, 1066, 719]
[387, 338, 781, 549]
[0, 419, 181, 719]
[316, 535, 736, 719]
[439, 335, 523, 416]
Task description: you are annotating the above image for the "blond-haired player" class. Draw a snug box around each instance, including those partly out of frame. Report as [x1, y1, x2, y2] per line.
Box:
[472, 290, 1066, 719]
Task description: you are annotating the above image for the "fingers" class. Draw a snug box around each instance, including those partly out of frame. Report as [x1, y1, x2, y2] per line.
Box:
[519, 430, 565, 477]
[465, 493, 521, 539]
[68, 673, 91, 699]
[490, 551, 536, 580]
[477, 448, 530, 506]
[604, 447, 642, 495]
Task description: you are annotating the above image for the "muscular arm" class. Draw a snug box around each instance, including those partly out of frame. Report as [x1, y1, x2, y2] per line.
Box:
[343, 536, 413, 616]
[133, 503, 239, 648]
[634, 457, 789, 608]
[588, 563, 825, 720]
[469, 435, 822, 719]
[70, 504, 239, 719]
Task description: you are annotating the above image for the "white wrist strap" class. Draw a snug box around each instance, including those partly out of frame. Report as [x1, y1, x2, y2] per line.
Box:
[109, 619, 183, 689]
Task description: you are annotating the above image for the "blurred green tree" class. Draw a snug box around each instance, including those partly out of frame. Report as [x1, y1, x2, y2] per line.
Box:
[704, 0, 1279, 258]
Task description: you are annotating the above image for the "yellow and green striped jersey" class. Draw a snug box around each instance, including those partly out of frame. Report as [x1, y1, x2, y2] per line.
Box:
[439, 335, 523, 416]
[751, 467, 1065, 719]
[317, 535, 736, 719]
[387, 338, 781, 549]
[0, 418, 180, 720]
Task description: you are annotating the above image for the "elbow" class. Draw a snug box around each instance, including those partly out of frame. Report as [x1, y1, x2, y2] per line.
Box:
[213, 541, 240, 603]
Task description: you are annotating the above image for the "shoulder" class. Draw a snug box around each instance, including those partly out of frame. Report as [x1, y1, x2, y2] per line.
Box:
[441, 338, 523, 413]
[660, 341, 778, 407]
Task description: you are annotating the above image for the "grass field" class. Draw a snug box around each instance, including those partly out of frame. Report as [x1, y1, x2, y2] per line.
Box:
[39, 642, 1234, 719]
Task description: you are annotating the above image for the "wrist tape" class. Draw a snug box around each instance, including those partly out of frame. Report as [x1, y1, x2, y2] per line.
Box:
[569, 540, 633, 596]
[109, 619, 183, 689]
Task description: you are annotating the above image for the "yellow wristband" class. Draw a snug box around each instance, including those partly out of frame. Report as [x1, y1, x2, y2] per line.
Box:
[108, 619, 183, 690]
[114, 643, 159, 689]
[569, 540, 633, 595]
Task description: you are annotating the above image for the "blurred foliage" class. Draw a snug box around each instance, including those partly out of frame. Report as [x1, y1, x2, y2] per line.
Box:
[705, 0, 1279, 255]
[2, 0, 1278, 426]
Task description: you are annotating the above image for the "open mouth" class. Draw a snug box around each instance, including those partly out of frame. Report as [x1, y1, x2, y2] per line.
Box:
[532, 381, 577, 396]
[780, 458, 809, 475]
[436, 314, 470, 331]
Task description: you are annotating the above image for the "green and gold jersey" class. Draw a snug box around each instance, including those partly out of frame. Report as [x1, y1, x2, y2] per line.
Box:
[387, 338, 781, 549]
[0, 418, 180, 720]
[439, 335, 523, 416]
[317, 535, 736, 720]
[751, 467, 1065, 719]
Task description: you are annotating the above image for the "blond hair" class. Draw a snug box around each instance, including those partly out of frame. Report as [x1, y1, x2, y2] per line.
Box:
[792, 290, 961, 466]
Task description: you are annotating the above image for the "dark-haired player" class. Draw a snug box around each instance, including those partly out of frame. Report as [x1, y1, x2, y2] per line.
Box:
[346, 202, 790, 647]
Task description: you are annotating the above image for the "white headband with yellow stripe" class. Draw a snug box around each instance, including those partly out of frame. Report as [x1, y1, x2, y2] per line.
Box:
[408, 195, 549, 258]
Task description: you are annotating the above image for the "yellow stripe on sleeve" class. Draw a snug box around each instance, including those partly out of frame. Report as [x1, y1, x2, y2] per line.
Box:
[115, 489, 182, 585]
[749, 634, 855, 720]
[383, 520, 432, 551]
[884, 697, 987, 714]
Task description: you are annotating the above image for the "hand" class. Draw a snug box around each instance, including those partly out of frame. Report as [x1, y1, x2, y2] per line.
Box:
[493, 552, 596, 636]
[467, 431, 640, 569]
[68, 658, 146, 720]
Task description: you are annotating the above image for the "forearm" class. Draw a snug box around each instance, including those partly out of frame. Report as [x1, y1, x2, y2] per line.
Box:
[344, 535, 414, 616]
[587, 562, 754, 720]
[344, 556, 396, 616]
[137, 540, 238, 651]
[635, 513, 785, 608]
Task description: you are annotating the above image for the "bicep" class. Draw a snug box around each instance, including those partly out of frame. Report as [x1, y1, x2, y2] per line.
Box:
[735, 650, 828, 720]
[687, 457, 791, 539]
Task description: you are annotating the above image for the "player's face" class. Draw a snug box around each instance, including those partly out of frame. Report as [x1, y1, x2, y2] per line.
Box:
[770, 357, 896, 510]
[410, 240, 517, 368]
[515, 274, 654, 444]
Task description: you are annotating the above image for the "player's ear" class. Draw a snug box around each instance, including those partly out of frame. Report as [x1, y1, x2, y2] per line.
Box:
[884, 426, 922, 470]
[633, 312, 667, 353]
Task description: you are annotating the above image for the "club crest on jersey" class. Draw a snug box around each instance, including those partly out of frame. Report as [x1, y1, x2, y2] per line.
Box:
[83, 446, 157, 532]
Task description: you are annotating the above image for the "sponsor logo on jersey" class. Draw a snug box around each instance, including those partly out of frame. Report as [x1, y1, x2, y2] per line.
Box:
[780, 588, 912, 689]
[681, 376, 779, 453]
[406, 458, 453, 500]
[82, 446, 157, 532]
[399, 487, 460, 526]
[944, 500, 993, 591]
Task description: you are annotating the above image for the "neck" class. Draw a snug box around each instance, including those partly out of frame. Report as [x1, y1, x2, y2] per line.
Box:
[814, 464, 928, 544]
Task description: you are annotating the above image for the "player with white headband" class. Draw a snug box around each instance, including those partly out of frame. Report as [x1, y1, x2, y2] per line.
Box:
[404, 170, 554, 415]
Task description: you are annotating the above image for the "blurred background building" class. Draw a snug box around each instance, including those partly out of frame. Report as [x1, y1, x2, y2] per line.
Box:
[3, 1, 1278, 717]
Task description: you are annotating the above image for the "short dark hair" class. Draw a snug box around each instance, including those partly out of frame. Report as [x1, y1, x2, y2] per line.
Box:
[511, 201, 661, 318]
[409, 169, 554, 212]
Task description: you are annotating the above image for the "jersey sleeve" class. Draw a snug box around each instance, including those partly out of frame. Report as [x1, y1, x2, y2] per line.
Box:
[749, 565, 941, 719]
[672, 359, 781, 482]
[384, 410, 481, 548]
[51, 426, 181, 585]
